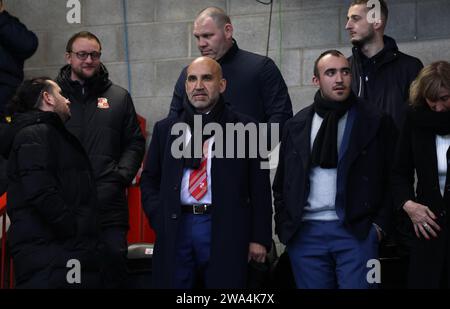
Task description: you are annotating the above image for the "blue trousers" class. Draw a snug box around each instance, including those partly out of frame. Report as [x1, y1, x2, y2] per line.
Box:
[173, 213, 212, 289]
[288, 220, 379, 289]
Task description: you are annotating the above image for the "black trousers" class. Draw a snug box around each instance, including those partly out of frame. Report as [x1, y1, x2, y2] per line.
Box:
[100, 226, 128, 288]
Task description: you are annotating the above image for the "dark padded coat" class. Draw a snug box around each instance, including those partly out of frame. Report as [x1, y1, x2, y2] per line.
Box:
[0, 111, 100, 288]
[0, 10, 38, 110]
[57, 65, 145, 227]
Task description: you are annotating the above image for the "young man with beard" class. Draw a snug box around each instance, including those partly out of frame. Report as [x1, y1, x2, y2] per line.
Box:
[0, 77, 101, 288]
[346, 0, 424, 286]
[56, 31, 145, 288]
[141, 56, 272, 288]
[273, 50, 396, 288]
[346, 0, 423, 127]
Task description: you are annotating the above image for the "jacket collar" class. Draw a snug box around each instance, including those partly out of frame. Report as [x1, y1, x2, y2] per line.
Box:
[287, 98, 383, 171]
[352, 35, 399, 68]
[217, 39, 239, 65]
[288, 105, 314, 171]
[56, 63, 112, 98]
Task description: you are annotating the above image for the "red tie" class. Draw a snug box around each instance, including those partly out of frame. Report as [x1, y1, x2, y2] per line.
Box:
[188, 141, 209, 200]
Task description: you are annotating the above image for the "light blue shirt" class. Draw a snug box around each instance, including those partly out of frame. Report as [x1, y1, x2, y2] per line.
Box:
[302, 112, 348, 221]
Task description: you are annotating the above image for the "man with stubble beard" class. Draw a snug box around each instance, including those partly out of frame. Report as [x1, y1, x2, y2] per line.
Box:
[346, 0, 423, 127]
[346, 0, 424, 287]
[56, 31, 145, 288]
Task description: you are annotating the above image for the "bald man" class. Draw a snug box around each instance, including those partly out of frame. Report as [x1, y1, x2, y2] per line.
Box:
[169, 7, 292, 148]
[141, 57, 272, 288]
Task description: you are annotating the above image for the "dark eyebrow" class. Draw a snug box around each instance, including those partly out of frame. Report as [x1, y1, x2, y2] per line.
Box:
[324, 68, 337, 74]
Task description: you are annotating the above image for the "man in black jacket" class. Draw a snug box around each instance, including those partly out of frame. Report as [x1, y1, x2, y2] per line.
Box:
[0, 0, 38, 112]
[0, 0, 38, 196]
[56, 31, 145, 288]
[345, 0, 423, 287]
[0, 77, 101, 288]
[345, 0, 423, 128]
[273, 50, 396, 288]
[169, 7, 292, 150]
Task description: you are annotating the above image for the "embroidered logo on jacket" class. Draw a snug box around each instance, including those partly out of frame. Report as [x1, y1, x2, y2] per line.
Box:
[97, 97, 109, 109]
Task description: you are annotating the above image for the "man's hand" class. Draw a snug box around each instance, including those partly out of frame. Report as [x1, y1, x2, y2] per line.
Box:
[403, 200, 441, 240]
[248, 242, 267, 263]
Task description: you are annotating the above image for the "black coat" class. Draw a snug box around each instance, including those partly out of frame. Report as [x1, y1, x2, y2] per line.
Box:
[169, 40, 293, 141]
[273, 99, 396, 244]
[57, 65, 146, 227]
[391, 108, 450, 288]
[349, 35, 423, 128]
[0, 111, 100, 288]
[140, 107, 273, 288]
[0, 11, 38, 110]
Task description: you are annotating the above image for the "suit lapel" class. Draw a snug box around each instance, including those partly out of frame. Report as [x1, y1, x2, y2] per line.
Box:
[344, 103, 380, 167]
[290, 106, 314, 171]
[166, 119, 188, 207]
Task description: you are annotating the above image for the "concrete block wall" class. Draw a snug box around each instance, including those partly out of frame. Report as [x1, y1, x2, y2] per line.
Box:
[5, 0, 450, 250]
[7, 0, 450, 131]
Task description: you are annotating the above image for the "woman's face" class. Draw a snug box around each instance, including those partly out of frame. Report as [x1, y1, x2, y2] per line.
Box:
[426, 87, 450, 112]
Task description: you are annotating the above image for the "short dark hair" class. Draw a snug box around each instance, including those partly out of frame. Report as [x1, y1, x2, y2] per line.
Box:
[7, 77, 54, 114]
[313, 50, 345, 78]
[409, 61, 450, 107]
[351, 0, 389, 22]
[197, 7, 231, 28]
[65, 31, 102, 53]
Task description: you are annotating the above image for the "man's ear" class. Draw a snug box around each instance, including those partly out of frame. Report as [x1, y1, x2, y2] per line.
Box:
[312, 75, 320, 87]
[372, 18, 384, 31]
[42, 91, 55, 107]
[219, 78, 227, 93]
[65, 52, 71, 65]
[224, 23, 233, 40]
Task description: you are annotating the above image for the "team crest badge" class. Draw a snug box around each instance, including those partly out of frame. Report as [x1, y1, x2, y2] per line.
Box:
[97, 97, 109, 109]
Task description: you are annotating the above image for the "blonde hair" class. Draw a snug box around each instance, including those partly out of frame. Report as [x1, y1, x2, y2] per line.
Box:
[409, 61, 450, 107]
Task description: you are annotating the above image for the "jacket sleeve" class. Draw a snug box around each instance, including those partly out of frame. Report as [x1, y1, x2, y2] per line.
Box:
[13, 128, 75, 237]
[272, 123, 289, 238]
[258, 58, 293, 143]
[249, 141, 273, 251]
[140, 122, 163, 232]
[117, 93, 146, 185]
[168, 68, 187, 117]
[390, 113, 416, 212]
[0, 11, 38, 59]
[373, 114, 398, 234]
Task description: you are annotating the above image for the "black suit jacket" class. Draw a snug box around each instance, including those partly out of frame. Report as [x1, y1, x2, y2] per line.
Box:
[273, 98, 397, 244]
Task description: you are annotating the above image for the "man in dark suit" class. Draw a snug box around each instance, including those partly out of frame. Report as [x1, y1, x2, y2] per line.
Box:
[141, 56, 272, 288]
[273, 50, 396, 288]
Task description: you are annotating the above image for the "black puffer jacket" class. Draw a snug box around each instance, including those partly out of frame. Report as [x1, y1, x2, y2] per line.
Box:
[349, 35, 423, 127]
[0, 111, 100, 288]
[0, 11, 38, 110]
[56, 65, 145, 227]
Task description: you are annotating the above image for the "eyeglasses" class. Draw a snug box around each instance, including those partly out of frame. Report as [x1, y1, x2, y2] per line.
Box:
[70, 51, 102, 61]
